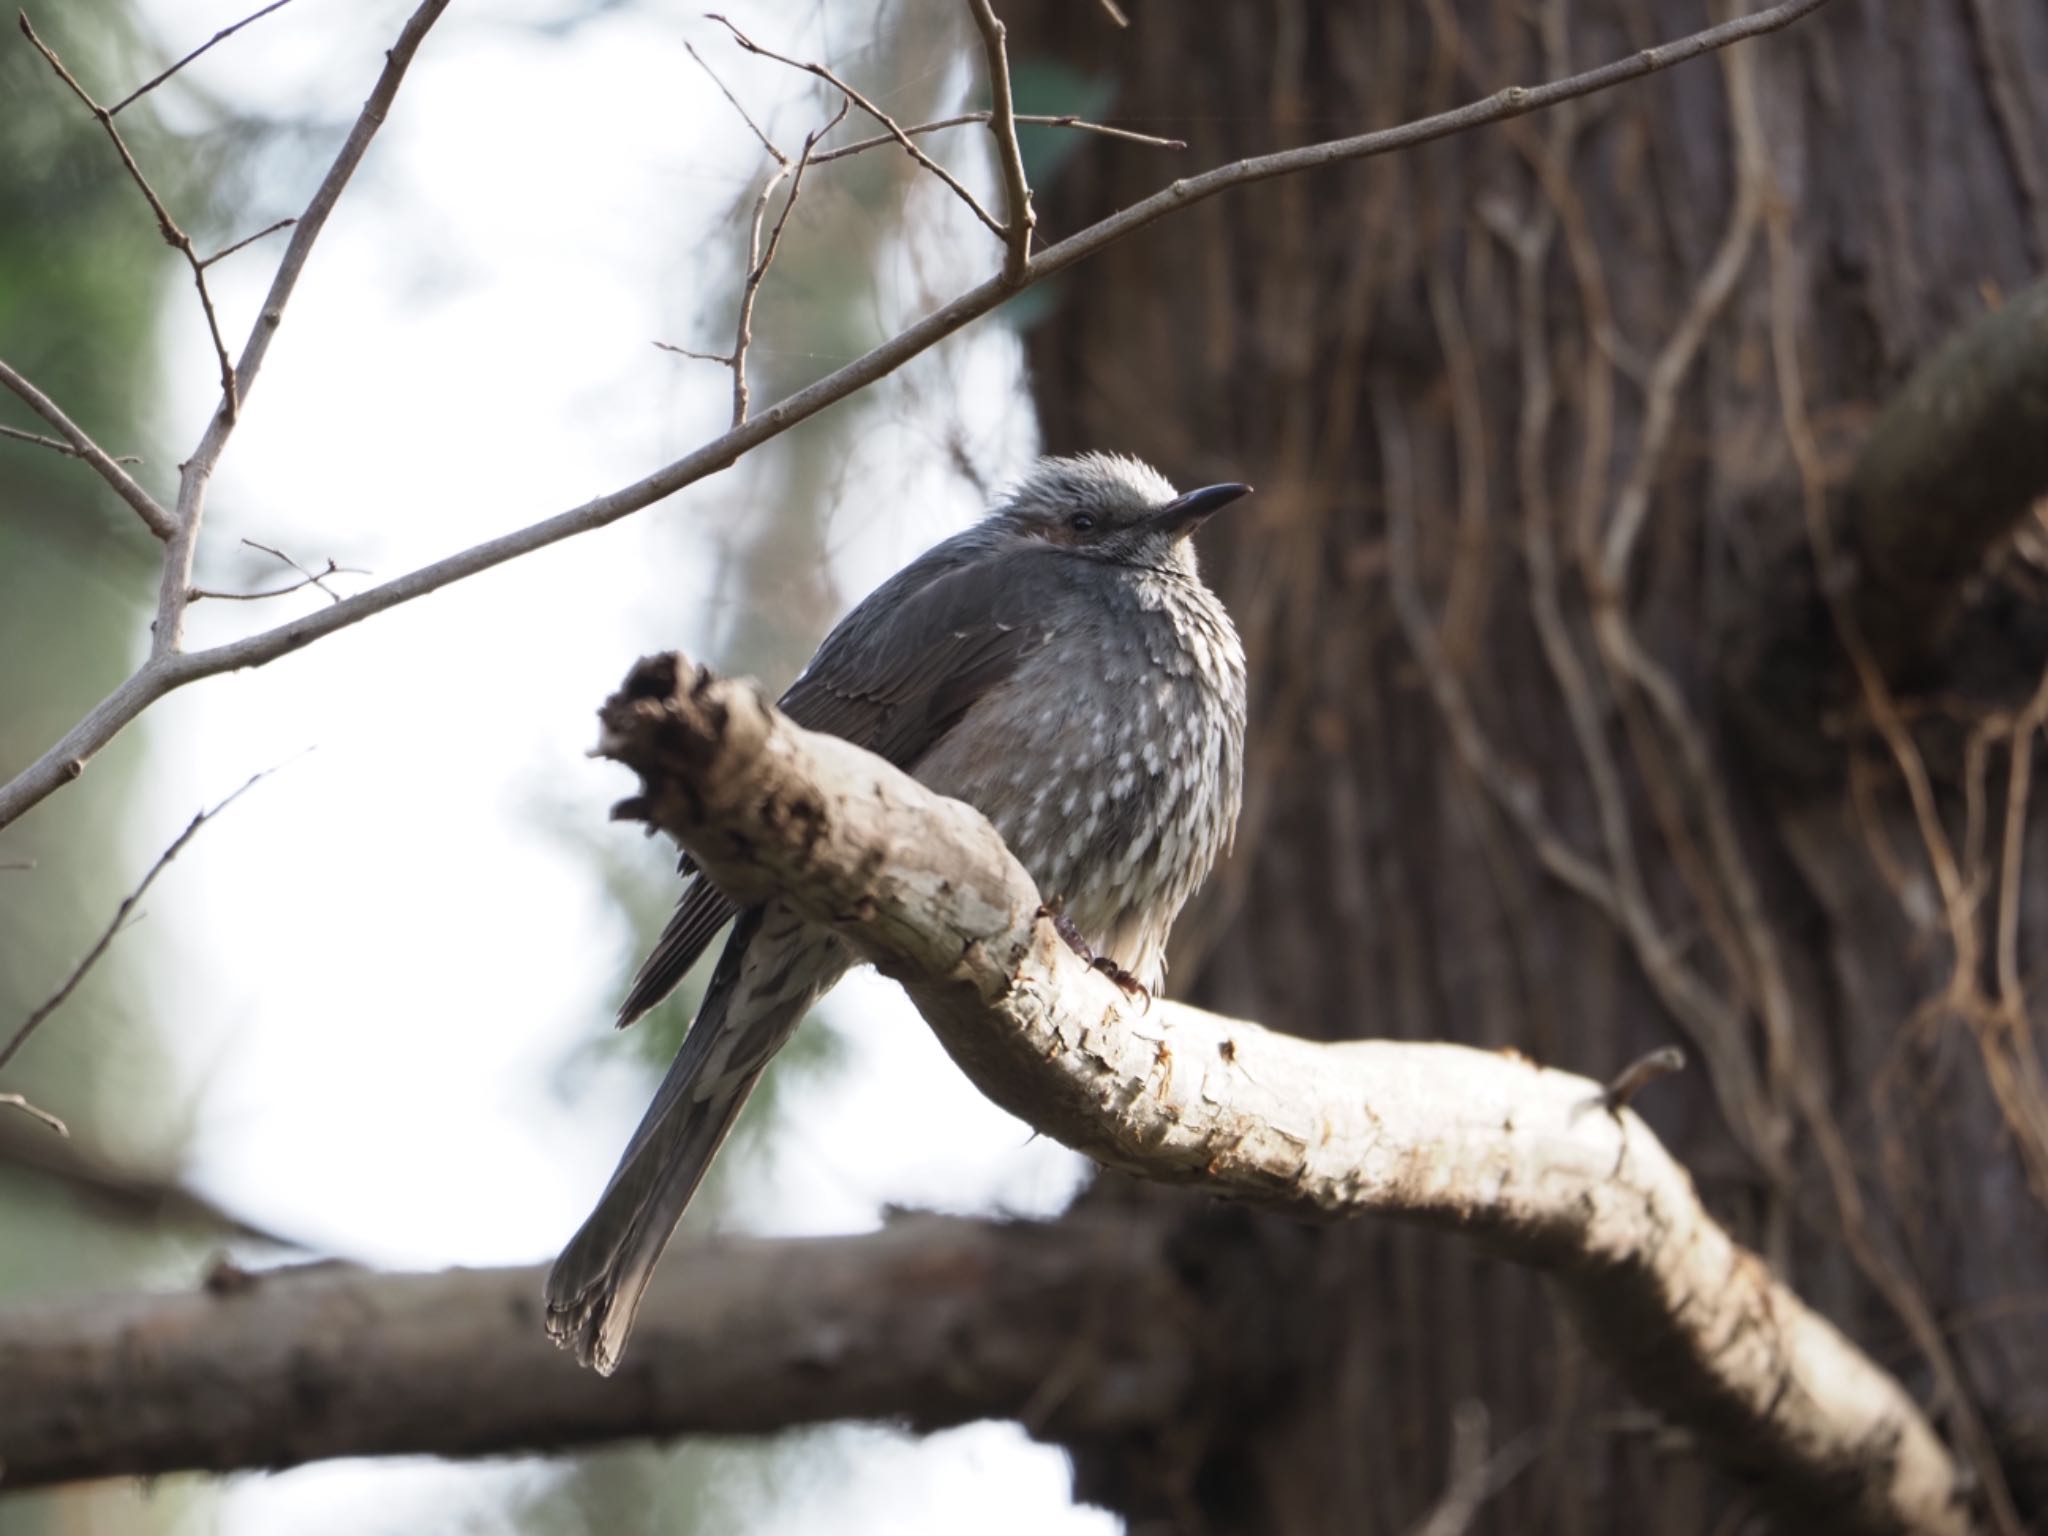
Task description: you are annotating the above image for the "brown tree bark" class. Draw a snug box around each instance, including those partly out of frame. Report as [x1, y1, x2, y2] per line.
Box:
[1003, 1, 2048, 1532]
[0, 1217, 1211, 1489]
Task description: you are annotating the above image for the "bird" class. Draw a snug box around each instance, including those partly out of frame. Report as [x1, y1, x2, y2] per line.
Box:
[545, 452, 1250, 1373]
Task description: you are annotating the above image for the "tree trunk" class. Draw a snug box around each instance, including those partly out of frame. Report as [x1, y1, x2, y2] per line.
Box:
[1004, 1, 2048, 1530]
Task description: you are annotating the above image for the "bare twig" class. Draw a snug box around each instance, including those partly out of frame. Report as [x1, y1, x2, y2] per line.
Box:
[0, 1092, 67, 1136]
[0, 421, 141, 465]
[107, 0, 302, 115]
[675, 43, 848, 424]
[19, 11, 240, 420]
[145, 0, 452, 669]
[199, 217, 297, 270]
[685, 39, 780, 160]
[235, 538, 354, 604]
[811, 112, 1183, 164]
[729, 102, 846, 423]
[0, 0, 1837, 834]
[707, 13, 1007, 240]
[1599, 1045, 1687, 1116]
[1095, 0, 1130, 25]
[653, 342, 733, 364]
[0, 766, 279, 1083]
[966, 0, 1035, 282]
[190, 556, 364, 604]
[0, 358, 171, 537]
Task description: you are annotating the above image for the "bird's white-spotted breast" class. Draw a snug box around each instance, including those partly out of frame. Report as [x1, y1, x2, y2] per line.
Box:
[913, 561, 1244, 990]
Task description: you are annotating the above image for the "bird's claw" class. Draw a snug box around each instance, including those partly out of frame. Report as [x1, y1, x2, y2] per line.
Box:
[1037, 900, 1151, 1008]
[1091, 955, 1151, 1007]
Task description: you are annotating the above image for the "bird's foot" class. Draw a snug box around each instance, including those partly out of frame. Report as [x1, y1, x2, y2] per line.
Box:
[1091, 955, 1152, 1007]
[1037, 900, 1151, 1007]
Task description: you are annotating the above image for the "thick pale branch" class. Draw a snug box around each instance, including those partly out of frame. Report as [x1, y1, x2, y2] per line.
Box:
[0, 1216, 1199, 1491]
[590, 653, 1971, 1536]
[0, 0, 1832, 832]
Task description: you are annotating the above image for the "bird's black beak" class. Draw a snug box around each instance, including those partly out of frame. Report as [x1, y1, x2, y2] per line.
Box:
[1152, 482, 1253, 540]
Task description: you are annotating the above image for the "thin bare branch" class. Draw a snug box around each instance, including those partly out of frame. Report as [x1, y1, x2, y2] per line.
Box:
[707, 13, 1007, 240]
[145, 0, 452, 667]
[965, 0, 1034, 282]
[0, 358, 172, 537]
[1095, 0, 1130, 25]
[107, 0, 301, 115]
[237, 538, 353, 604]
[190, 557, 364, 604]
[685, 39, 783, 162]
[729, 99, 847, 424]
[18, 10, 240, 420]
[810, 112, 1183, 164]
[0, 766, 279, 1082]
[199, 216, 297, 270]
[0, 0, 1837, 834]
[654, 341, 733, 364]
[0, 422, 142, 464]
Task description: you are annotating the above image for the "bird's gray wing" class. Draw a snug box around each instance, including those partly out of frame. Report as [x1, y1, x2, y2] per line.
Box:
[776, 543, 1067, 767]
[616, 541, 1065, 1027]
[614, 878, 734, 1026]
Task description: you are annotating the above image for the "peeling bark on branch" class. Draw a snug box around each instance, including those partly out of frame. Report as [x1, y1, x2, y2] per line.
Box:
[593, 654, 1973, 1536]
[0, 1216, 1202, 1491]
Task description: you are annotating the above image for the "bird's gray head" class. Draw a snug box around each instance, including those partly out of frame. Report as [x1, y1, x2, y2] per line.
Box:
[988, 453, 1251, 576]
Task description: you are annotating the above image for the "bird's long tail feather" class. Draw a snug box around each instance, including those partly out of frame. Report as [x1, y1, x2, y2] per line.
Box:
[545, 908, 841, 1373]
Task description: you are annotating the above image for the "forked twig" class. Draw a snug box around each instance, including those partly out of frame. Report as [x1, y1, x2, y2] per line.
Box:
[672, 43, 849, 425]
[707, 13, 1006, 240]
[0, 357, 172, 537]
[191, 543, 365, 604]
[19, 11, 241, 420]
[235, 538, 357, 605]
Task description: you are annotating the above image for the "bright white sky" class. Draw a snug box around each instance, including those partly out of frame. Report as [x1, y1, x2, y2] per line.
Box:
[113, 0, 1117, 1530]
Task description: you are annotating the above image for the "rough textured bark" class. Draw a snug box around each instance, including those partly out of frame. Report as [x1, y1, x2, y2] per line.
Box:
[1002, 1, 2048, 1531]
[0, 657, 1974, 1534]
[0, 1215, 1211, 1490]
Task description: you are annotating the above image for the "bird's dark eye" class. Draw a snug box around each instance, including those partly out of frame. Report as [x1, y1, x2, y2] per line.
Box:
[1068, 512, 1097, 533]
